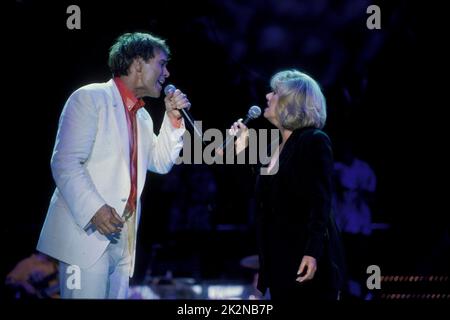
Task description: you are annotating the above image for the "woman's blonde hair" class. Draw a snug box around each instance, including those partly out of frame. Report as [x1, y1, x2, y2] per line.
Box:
[270, 69, 327, 130]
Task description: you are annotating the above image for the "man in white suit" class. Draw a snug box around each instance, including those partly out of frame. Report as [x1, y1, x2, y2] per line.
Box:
[37, 32, 190, 298]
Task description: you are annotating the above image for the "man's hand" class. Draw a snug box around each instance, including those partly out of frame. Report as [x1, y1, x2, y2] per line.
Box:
[164, 88, 191, 120]
[90, 204, 125, 236]
[296, 255, 317, 283]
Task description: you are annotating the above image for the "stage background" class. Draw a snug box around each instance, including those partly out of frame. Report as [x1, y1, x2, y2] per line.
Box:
[7, 0, 448, 300]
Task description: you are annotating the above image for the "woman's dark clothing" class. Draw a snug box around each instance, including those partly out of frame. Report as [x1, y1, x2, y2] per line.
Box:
[255, 127, 345, 300]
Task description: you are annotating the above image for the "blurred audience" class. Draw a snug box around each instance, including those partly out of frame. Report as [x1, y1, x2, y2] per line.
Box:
[333, 144, 376, 299]
[5, 252, 59, 299]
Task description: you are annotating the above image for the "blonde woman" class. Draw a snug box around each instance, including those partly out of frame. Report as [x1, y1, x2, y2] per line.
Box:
[233, 69, 345, 300]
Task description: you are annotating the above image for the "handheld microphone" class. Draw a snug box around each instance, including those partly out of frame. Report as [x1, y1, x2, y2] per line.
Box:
[241, 105, 262, 125]
[164, 84, 202, 140]
[220, 105, 261, 151]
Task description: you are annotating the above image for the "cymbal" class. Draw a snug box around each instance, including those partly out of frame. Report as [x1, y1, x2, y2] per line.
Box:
[240, 255, 259, 270]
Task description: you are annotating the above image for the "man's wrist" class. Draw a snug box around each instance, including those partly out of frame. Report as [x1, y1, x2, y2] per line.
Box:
[167, 111, 183, 128]
[167, 110, 182, 120]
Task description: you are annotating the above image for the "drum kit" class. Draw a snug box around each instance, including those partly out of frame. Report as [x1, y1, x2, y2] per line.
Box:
[135, 254, 261, 299]
[149, 278, 199, 299]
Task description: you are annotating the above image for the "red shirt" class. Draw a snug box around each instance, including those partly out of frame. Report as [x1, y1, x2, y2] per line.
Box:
[113, 77, 145, 217]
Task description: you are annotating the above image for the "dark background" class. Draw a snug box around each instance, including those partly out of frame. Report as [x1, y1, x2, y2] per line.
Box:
[7, 0, 449, 298]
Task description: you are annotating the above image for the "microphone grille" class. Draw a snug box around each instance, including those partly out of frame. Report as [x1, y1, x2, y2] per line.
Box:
[248, 105, 262, 119]
[164, 84, 176, 95]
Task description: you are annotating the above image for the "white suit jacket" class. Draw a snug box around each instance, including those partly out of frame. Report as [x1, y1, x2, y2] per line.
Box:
[37, 79, 184, 275]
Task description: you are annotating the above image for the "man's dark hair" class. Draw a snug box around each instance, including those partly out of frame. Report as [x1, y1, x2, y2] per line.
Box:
[108, 32, 170, 77]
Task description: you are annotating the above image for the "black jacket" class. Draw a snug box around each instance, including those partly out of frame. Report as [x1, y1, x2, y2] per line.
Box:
[255, 127, 345, 295]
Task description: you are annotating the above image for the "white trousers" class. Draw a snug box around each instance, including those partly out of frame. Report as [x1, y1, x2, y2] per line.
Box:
[59, 223, 131, 299]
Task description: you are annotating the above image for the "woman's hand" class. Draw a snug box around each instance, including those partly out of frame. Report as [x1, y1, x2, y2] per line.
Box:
[215, 119, 249, 156]
[231, 119, 249, 154]
[296, 255, 317, 283]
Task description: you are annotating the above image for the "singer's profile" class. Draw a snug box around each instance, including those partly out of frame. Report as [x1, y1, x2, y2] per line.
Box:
[231, 69, 346, 300]
[36, 32, 191, 299]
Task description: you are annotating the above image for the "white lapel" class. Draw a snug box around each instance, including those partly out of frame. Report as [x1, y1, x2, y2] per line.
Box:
[108, 80, 130, 171]
[136, 109, 149, 195]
